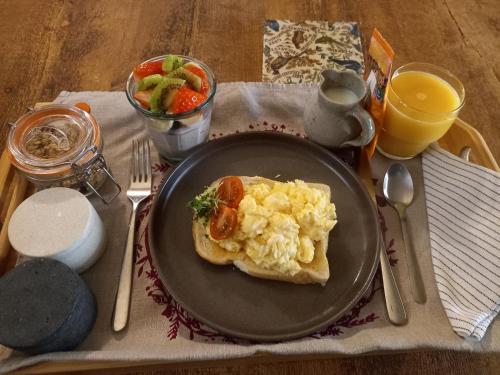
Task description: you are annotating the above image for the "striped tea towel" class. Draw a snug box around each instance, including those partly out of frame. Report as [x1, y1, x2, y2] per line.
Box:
[422, 143, 500, 340]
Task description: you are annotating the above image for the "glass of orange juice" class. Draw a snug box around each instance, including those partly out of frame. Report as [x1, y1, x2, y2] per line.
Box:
[377, 62, 465, 159]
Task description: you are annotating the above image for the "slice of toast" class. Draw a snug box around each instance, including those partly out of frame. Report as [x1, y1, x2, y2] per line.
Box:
[191, 176, 333, 285]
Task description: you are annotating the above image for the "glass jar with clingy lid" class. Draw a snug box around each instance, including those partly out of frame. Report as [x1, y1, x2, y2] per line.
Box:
[7, 104, 121, 203]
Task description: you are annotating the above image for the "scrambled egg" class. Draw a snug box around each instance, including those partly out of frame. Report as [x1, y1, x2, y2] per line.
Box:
[208, 180, 337, 275]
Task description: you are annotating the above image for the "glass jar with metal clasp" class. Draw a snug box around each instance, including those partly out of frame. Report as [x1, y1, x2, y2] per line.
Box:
[7, 104, 121, 204]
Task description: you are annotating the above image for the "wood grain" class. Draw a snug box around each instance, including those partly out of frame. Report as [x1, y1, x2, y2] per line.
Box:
[0, 171, 27, 263]
[0, 0, 499, 374]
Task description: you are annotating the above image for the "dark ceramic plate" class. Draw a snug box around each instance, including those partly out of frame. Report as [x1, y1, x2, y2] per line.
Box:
[149, 132, 380, 341]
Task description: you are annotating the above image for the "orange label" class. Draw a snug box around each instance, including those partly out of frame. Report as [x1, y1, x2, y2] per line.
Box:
[364, 28, 394, 158]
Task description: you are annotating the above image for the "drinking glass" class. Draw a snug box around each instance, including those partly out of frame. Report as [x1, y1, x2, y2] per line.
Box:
[377, 62, 465, 159]
[125, 55, 216, 162]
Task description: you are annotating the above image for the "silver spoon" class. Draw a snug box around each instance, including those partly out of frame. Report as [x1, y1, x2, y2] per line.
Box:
[383, 163, 427, 304]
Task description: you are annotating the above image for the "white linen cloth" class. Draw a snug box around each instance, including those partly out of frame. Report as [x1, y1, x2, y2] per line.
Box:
[0, 84, 498, 373]
[422, 144, 500, 340]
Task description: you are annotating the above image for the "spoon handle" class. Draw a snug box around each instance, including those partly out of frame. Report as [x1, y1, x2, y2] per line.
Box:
[400, 215, 427, 304]
[379, 238, 407, 325]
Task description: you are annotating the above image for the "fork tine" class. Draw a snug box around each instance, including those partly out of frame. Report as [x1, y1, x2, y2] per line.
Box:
[138, 139, 144, 182]
[129, 139, 152, 186]
[135, 139, 140, 183]
[131, 140, 137, 183]
[145, 139, 151, 183]
[142, 139, 147, 183]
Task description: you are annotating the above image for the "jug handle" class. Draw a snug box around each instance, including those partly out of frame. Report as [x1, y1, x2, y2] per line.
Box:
[341, 107, 375, 147]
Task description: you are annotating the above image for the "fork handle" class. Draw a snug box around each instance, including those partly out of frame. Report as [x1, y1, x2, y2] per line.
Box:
[379, 238, 407, 325]
[400, 215, 427, 304]
[112, 203, 138, 332]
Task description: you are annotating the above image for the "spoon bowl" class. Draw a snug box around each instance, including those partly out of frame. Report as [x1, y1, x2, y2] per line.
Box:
[383, 163, 414, 209]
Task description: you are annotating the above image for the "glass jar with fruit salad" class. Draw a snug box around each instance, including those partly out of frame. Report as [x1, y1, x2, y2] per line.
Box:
[125, 54, 216, 161]
[7, 104, 121, 203]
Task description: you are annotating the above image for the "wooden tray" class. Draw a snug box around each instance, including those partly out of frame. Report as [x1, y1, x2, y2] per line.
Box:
[0, 117, 498, 373]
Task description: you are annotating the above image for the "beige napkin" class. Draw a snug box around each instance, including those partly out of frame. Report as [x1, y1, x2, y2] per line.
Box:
[422, 143, 500, 340]
[1, 85, 498, 373]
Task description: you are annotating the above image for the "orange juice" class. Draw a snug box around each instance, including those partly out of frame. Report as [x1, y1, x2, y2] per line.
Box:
[377, 64, 464, 159]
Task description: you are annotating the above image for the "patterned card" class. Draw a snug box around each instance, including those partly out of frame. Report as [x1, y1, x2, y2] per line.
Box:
[263, 20, 364, 83]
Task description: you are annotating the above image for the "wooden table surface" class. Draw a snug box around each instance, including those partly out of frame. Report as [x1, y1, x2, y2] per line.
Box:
[0, 0, 499, 374]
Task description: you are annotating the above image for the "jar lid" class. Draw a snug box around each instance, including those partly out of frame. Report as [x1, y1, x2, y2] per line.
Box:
[8, 188, 94, 258]
[7, 104, 101, 177]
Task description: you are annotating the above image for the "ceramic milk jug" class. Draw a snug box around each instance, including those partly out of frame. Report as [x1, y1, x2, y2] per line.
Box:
[304, 69, 375, 148]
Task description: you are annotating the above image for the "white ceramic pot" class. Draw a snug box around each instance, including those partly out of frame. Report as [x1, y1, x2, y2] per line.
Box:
[8, 187, 106, 273]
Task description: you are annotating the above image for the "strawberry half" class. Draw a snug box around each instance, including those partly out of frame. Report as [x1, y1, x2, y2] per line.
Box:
[184, 65, 207, 80]
[133, 90, 153, 109]
[184, 65, 210, 95]
[133, 60, 163, 81]
[170, 87, 207, 114]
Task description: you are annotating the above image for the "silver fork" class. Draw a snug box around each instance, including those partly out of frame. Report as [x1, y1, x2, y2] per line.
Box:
[112, 139, 152, 332]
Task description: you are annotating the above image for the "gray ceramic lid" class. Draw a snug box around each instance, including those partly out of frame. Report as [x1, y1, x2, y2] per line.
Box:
[0, 258, 96, 353]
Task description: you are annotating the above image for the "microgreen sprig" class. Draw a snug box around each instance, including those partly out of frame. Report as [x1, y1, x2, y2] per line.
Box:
[187, 187, 222, 222]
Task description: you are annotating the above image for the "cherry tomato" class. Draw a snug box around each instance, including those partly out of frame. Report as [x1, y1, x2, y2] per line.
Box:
[217, 176, 244, 208]
[210, 205, 238, 240]
[133, 60, 164, 80]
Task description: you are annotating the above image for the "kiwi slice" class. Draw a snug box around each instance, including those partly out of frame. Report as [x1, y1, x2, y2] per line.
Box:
[167, 67, 202, 92]
[162, 88, 179, 110]
[150, 78, 185, 113]
[162, 55, 184, 73]
[137, 74, 164, 91]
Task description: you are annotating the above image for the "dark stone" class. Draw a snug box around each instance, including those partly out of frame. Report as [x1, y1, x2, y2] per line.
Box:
[0, 258, 96, 355]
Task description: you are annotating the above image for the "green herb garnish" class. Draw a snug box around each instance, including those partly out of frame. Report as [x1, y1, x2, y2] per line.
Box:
[187, 187, 221, 222]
